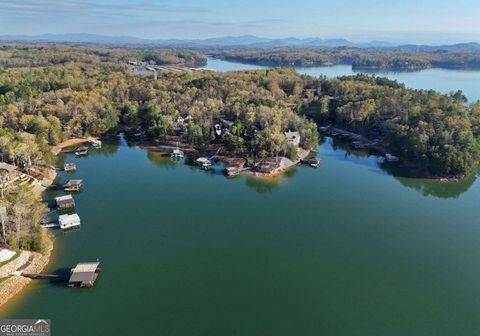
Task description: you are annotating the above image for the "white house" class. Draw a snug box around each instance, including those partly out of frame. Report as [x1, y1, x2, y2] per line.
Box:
[284, 130, 301, 146]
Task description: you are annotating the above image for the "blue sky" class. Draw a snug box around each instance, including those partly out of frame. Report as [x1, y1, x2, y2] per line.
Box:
[0, 0, 479, 43]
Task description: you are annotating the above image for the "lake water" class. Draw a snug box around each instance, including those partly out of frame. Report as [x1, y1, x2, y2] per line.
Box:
[2, 59, 480, 335]
[205, 57, 480, 102]
[1, 134, 480, 336]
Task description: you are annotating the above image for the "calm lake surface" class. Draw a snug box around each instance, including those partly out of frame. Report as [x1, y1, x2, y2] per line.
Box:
[1, 59, 480, 335]
[206, 57, 480, 102]
[1, 134, 480, 336]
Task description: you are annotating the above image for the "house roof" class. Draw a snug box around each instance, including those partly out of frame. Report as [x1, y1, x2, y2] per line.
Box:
[284, 131, 300, 140]
[0, 162, 16, 173]
[65, 179, 83, 186]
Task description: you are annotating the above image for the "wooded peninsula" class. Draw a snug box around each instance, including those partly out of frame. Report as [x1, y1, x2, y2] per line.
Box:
[0, 44, 479, 248]
[209, 47, 480, 71]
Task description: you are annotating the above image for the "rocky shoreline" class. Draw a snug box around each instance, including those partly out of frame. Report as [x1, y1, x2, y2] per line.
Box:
[0, 232, 53, 309]
[0, 160, 59, 310]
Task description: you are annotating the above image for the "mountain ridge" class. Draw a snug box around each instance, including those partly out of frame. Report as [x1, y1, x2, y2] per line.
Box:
[1, 33, 479, 51]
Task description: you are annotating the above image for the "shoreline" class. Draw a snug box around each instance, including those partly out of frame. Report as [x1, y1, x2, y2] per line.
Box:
[319, 127, 466, 182]
[0, 231, 53, 309]
[0, 157, 59, 310]
[138, 135, 312, 179]
[52, 136, 99, 155]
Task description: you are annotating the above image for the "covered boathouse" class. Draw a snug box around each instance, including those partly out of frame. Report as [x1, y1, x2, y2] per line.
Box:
[58, 213, 81, 230]
[64, 179, 83, 192]
[68, 261, 100, 287]
[55, 194, 75, 209]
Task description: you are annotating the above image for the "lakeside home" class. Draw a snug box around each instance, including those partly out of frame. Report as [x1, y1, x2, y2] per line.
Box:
[285, 131, 301, 146]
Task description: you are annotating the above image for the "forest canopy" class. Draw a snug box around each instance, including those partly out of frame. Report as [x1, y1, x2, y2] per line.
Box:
[0, 45, 478, 178]
[209, 48, 480, 71]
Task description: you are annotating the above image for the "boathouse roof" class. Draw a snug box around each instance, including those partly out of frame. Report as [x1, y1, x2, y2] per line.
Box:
[59, 213, 80, 225]
[69, 262, 100, 284]
[56, 195, 74, 203]
[65, 179, 83, 186]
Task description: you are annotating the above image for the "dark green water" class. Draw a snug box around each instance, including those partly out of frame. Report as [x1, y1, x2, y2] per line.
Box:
[1, 135, 480, 336]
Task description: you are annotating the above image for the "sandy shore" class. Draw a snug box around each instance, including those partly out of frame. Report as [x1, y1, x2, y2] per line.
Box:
[52, 136, 98, 155]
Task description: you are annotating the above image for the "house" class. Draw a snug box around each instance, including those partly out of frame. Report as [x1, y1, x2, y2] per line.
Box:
[59, 213, 81, 230]
[174, 115, 192, 133]
[284, 131, 301, 146]
[221, 118, 234, 129]
[55, 195, 75, 209]
[214, 124, 222, 136]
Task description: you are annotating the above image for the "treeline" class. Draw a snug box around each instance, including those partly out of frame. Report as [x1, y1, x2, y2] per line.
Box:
[0, 45, 479, 178]
[0, 185, 45, 251]
[307, 75, 480, 176]
[209, 48, 480, 70]
[0, 44, 206, 69]
[138, 49, 206, 67]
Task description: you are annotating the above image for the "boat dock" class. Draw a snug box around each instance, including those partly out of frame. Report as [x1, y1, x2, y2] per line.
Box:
[195, 157, 212, 169]
[59, 213, 81, 230]
[64, 179, 83, 192]
[19, 261, 101, 288]
[68, 261, 101, 287]
[75, 147, 88, 156]
[55, 194, 75, 209]
[171, 147, 185, 159]
[22, 273, 65, 280]
[64, 163, 77, 172]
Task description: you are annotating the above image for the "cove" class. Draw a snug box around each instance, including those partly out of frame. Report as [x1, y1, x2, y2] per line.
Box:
[1, 134, 480, 336]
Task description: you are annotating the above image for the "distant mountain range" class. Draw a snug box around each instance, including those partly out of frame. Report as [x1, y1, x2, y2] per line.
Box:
[1, 33, 480, 51]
